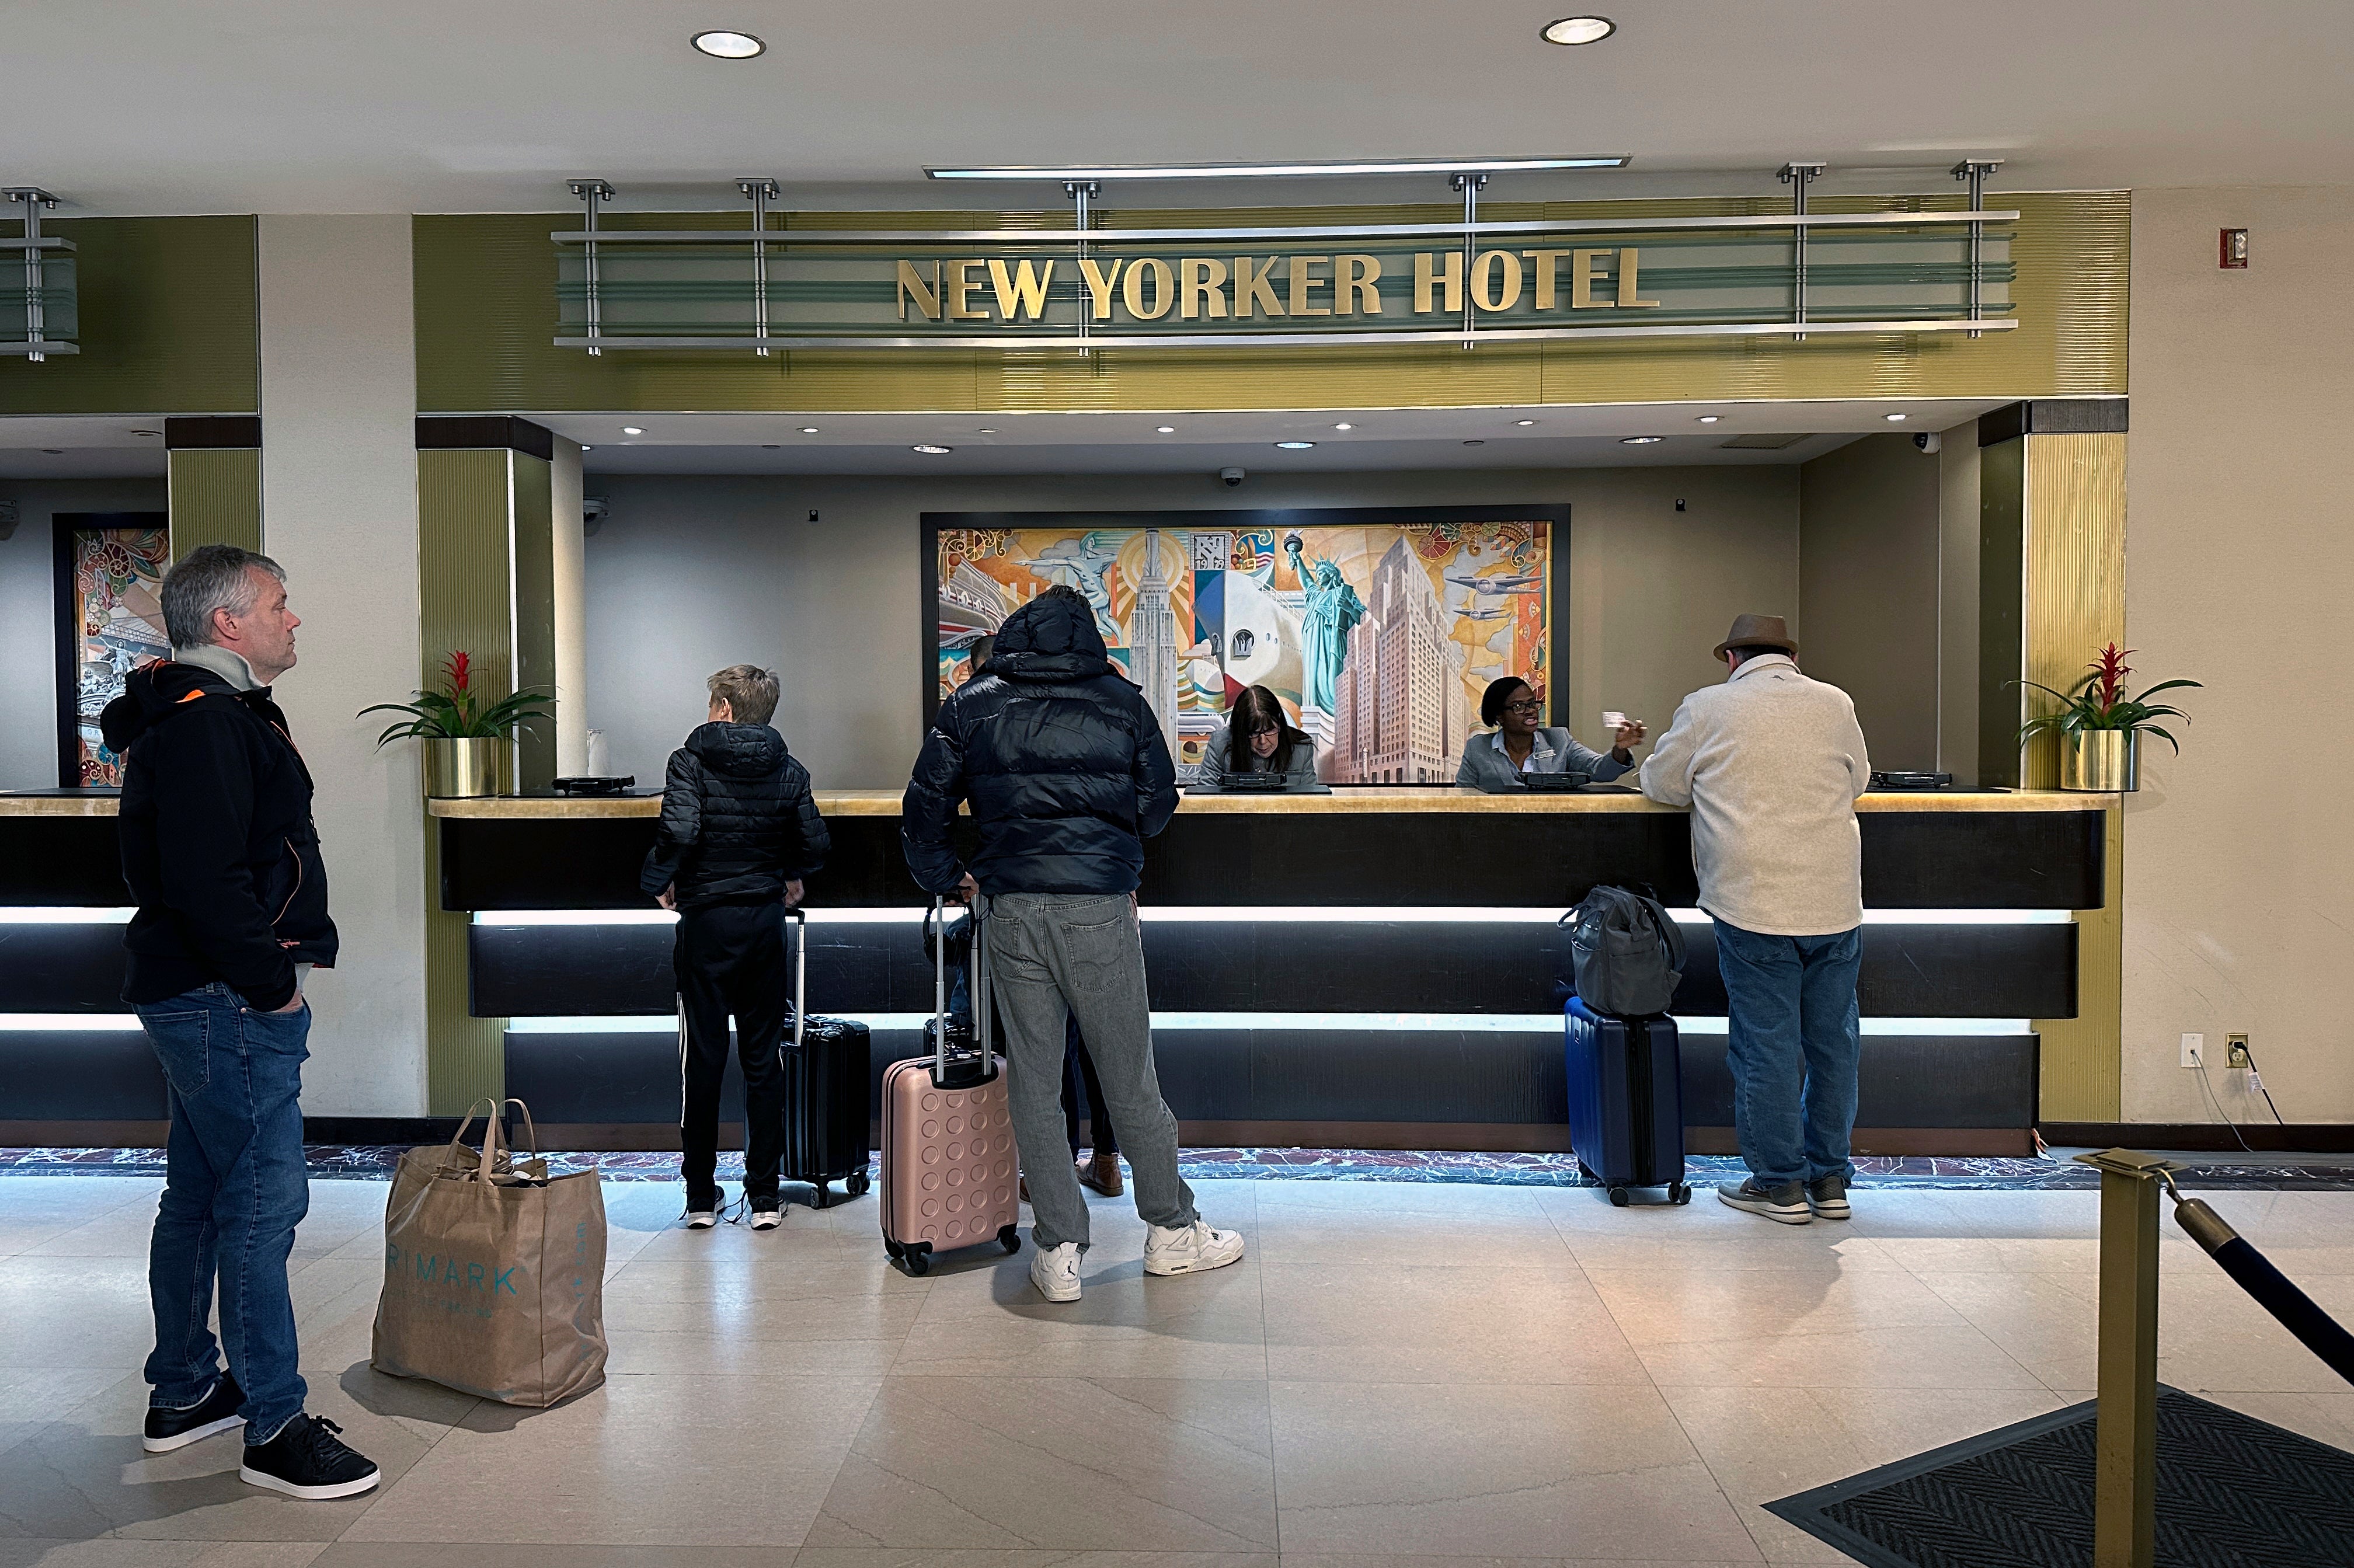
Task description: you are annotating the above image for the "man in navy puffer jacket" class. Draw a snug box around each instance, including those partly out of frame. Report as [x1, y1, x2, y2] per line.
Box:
[903, 585, 1245, 1303]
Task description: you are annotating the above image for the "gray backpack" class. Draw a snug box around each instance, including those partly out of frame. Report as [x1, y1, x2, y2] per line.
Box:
[1561, 885, 1686, 1017]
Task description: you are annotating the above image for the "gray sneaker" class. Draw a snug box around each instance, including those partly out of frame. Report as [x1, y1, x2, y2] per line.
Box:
[1806, 1175, 1851, 1221]
[1717, 1179, 1812, 1225]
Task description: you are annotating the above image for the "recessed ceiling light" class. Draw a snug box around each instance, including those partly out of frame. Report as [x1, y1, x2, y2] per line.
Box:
[691, 29, 765, 58]
[1695, 415, 1721, 424]
[913, 444, 953, 454]
[978, 428, 997, 434]
[1274, 440, 1316, 450]
[1462, 439, 1485, 447]
[1514, 419, 1538, 427]
[799, 426, 819, 434]
[1884, 412, 1909, 422]
[1621, 435, 1663, 445]
[621, 426, 645, 435]
[580, 444, 593, 451]
[1541, 16, 1616, 45]
[129, 428, 161, 437]
[1333, 423, 1354, 431]
[1157, 426, 1175, 434]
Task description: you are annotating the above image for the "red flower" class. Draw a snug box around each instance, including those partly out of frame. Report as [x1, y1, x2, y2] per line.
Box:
[444, 650, 472, 694]
[2088, 643, 2132, 713]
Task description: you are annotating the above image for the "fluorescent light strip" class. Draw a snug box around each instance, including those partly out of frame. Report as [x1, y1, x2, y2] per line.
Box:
[0, 1013, 145, 1031]
[503, 1013, 2033, 1037]
[0, 907, 135, 924]
[927, 156, 1629, 182]
[474, 907, 2069, 928]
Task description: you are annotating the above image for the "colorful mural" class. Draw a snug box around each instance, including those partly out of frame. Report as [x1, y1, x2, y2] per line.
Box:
[935, 517, 1552, 783]
[64, 522, 171, 787]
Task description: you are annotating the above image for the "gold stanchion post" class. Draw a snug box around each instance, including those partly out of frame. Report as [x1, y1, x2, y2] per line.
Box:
[2073, 1148, 2179, 1568]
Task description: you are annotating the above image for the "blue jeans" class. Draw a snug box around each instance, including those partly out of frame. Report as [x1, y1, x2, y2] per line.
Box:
[1713, 921, 1863, 1189]
[135, 983, 312, 1441]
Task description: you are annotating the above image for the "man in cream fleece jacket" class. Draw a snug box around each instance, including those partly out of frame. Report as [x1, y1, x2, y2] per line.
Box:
[1640, 614, 1872, 1226]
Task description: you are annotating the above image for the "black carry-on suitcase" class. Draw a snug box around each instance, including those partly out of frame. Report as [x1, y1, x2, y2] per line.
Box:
[778, 907, 872, 1209]
[1564, 995, 1690, 1207]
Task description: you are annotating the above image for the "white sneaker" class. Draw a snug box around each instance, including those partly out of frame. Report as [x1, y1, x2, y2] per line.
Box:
[1031, 1241, 1082, 1303]
[1144, 1218, 1246, 1277]
[685, 1210, 718, 1230]
[748, 1206, 782, 1231]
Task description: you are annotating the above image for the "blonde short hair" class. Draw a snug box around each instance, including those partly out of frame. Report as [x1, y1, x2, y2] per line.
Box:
[707, 664, 779, 726]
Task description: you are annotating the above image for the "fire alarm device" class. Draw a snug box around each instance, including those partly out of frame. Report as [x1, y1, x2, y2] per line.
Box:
[2220, 228, 2249, 269]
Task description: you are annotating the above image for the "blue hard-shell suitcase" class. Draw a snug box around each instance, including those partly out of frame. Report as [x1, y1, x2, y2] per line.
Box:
[1564, 995, 1690, 1206]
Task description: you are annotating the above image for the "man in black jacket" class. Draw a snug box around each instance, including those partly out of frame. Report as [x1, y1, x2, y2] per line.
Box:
[100, 543, 378, 1500]
[642, 663, 830, 1229]
[904, 584, 1244, 1304]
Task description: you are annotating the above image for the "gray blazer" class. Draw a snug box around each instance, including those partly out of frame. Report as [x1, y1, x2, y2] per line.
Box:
[1197, 720, 1320, 785]
[1455, 727, 1631, 793]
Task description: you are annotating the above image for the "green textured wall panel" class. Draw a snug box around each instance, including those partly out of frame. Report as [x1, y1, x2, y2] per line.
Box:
[415, 191, 2126, 414]
[0, 215, 258, 415]
[510, 453, 558, 792]
[166, 447, 262, 557]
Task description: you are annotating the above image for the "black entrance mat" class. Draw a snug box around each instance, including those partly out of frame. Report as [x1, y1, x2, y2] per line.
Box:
[1766, 1387, 2354, 1567]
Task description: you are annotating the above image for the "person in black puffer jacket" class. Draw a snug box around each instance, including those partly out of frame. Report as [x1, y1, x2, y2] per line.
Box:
[640, 664, 829, 1228]
[903, 585, 1242, 1304]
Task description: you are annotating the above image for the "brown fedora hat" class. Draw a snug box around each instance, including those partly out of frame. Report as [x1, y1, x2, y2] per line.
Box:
[1714, 612, 1798, 663]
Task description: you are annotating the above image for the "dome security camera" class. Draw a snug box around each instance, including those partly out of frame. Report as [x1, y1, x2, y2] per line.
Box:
[1911, 431, 1942, 454]
[1218, 467, 1246, 487]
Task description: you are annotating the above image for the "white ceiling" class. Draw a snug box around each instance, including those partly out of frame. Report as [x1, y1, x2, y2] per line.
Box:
[553, 399, 2005, 476]
[5, 2, 2350, 215]
[0, 418, 169, 479]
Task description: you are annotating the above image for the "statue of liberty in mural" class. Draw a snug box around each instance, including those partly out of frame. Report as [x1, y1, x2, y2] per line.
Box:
[1283, 533, 1366, 714]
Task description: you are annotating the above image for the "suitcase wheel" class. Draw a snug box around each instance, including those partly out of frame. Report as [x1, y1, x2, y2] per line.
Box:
[1607, 1186, 1631, 1208]
[898, 1245, 932, 1278]
[846, 1171, 870, 1199]
[998, 1224, 1021, 1255]
[1670, 1182, 1693, 1205]
[883, 1238, 904, 1260]
[810, 1183, 833, 1211]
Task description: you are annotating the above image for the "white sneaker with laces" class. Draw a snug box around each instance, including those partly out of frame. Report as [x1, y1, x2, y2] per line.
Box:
[1144, 1218, 1246, 1277]
[1030, 1241, 1082, 1303]
[748, 1207, 782, 1231]
[685, 1210, 718, 1230]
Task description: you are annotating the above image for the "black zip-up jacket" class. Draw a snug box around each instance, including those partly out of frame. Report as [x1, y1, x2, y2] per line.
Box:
[639, 722, 830, 909]
[903, 593, 1179, 896]
[101, 661, 336, 1012]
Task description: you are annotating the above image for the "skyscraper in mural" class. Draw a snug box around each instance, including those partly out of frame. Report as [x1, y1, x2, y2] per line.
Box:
[1331, 535, 1468, 783]
[1130, 528, 1181, 759]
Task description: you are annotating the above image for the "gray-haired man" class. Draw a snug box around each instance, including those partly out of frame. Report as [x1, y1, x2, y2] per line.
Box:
[99, 543, 379, 1499]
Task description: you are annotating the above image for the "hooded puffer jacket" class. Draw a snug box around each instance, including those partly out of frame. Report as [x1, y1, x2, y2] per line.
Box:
[640, 722, 830, 909]
[102, 660, 337, 1012]
[902, 590, 1179, 895]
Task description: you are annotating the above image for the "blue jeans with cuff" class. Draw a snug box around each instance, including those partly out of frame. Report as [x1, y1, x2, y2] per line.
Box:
[135, 982, 312, 1442]
[1713, 920, 1863, 1190]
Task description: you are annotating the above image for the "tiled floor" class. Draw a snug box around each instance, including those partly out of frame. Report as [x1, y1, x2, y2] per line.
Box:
[2, 1172, 2350, 1567]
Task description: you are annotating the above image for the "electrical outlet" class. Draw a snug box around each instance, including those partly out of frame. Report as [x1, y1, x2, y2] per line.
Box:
[2181, 1032, 2206, 1068]
[2227, 1034, 2251, 1070]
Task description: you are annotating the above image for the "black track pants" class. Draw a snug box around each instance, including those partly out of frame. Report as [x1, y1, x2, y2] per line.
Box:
[675, 901, 787, 1206]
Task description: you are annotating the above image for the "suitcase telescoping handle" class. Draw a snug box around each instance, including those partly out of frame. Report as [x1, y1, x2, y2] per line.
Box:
[925, 894, 990, 1082]
[782, 905, 806, 1050]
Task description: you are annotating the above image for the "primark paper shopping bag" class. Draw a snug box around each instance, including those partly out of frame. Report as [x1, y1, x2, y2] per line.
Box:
[371, 1098, 608, 1406]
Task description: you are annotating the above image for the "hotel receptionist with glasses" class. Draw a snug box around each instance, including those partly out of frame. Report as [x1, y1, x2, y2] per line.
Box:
[1457, 676, 1646, 792]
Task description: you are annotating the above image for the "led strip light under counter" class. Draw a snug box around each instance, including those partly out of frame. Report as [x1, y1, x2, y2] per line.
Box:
[503, 1013, 2033, 1037]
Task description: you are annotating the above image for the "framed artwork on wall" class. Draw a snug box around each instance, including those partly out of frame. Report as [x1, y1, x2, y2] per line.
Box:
[922, 506, 1568, 785]
[53, 513, 170, 788]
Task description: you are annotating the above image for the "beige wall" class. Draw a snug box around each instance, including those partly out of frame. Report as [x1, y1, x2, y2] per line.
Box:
[581, 466, 1801, 790]
[256, 214, 427, 1119]
[2123, 186, 2354, 1125]
[1798, 433, 1945, 772]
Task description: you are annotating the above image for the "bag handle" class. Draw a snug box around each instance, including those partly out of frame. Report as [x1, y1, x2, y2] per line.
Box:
[499, 1097, 541, 1161]
[931, 897, 951, 1079]
[444, 1096, 503, 1175]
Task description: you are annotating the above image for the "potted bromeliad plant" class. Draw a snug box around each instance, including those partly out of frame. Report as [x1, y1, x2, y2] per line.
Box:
[362, 651, 553, 798]
[2017, 642, 2199, 791]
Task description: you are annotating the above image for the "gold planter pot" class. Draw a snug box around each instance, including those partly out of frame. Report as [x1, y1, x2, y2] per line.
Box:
[424, 737, 511, 799]
[2060, 729, 2137, 792]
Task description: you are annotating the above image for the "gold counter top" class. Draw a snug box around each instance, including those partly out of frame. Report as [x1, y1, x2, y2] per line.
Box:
[0, 792, 124, 817]
[419, 787, 2117, 820]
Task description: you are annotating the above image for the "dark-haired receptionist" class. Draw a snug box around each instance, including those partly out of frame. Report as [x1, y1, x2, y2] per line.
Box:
[1457, 676, 1645, 792]
[1199, 685, 1319, 785]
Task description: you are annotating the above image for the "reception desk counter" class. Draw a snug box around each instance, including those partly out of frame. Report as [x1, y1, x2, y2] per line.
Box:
[2, 787, 2108, 1154]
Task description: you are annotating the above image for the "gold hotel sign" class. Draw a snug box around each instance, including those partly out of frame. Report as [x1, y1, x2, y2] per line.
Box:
[552, 207, 2017, 351]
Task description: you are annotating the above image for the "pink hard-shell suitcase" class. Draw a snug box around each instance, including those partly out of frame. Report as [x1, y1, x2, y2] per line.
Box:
[879, 898, 1022, 1276]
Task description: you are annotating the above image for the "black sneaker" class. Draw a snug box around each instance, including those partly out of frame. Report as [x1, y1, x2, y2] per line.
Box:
[142, 1372, 245, 1452]
[239, 1413, 381, 1500]
[1807, 1173, 1852, 1221]
[1717, 1178, 1813, 1225]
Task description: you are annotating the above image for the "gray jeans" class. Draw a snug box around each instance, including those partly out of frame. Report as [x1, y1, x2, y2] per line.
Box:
[984, 892, 1197, 1251]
